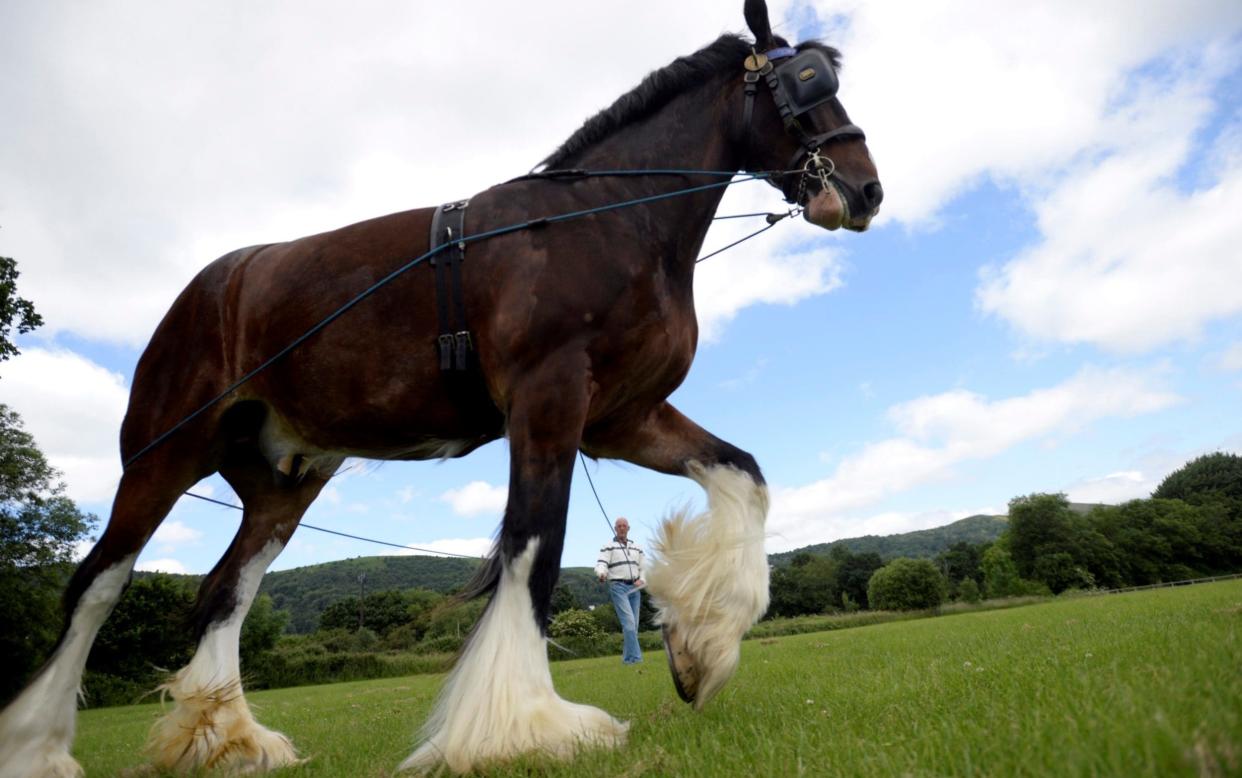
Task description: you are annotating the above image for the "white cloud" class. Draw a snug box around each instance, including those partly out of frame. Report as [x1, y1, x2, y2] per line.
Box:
[767, 366, 1180, 548]
[136, 558, 188, 574]
[186, 482, 215, 501]
[0, 0, 805, 347]
[976, 58, 1242, 353]
[826, 0, 1242, 226]
[694, 183, 848, 341]
[0, 348, 128, 503]
[1218, 343, 1242, 372]
[440, 481, 508, 517]
[3, 2, 1239, 353]
[151, 520, 203, 551]
[389, 537, 494, 558]
[72, 537, 96, 561]
[320, 486, 342, 505]
[1063, 470, 1155, 505]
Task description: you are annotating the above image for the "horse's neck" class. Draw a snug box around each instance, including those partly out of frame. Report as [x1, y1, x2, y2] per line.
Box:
[572, 83, 740, 268]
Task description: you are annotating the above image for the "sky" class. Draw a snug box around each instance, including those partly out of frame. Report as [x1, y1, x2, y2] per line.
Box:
[2, 1, 1241, 577]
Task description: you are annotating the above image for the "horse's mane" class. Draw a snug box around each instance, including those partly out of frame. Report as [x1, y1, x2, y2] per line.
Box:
[540, 35, 842, 170]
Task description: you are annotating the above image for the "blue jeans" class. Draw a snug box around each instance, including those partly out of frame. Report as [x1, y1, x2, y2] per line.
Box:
[608, 581, 643, 664]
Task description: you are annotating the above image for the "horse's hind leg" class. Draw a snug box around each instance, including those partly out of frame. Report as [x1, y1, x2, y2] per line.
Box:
[584, 401, 770, 710]
[400, 359, 627, 774]
[147, 449, 326, 774]
[0, 457, 200, 778]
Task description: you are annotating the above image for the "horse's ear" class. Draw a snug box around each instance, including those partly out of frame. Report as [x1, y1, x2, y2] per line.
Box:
[744, 0, 775, 49]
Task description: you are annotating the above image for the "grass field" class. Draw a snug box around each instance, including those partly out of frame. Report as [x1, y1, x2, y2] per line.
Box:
[77, 581, 1242, 777]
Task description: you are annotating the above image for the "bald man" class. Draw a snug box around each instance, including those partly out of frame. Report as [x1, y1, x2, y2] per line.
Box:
[594, 517, 646, 664]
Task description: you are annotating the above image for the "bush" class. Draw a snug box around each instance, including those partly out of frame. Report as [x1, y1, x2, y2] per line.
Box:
[80, 670, 153, 708]
[867, 558, 946, 611]
[957, 578, 981, 603]
[549, 609, 604, 641]
[591, 603, 621, 633]
[354, 626, 379, 651]
[423, 598, 487, 640]
[982, 545, 1023, 598]
[84, 574, 196, 704]
[416, 633, 465, 655]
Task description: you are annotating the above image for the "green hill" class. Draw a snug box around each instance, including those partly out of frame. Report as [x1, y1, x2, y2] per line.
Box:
[259, 555, 480, 633]
[768, 514, 1008, 566]
[252, 515, 1009, 633]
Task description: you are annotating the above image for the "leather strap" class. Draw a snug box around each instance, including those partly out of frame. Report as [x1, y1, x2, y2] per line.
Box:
[428, 200, 472, 371]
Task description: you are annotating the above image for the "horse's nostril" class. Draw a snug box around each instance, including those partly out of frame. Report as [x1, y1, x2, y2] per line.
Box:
[862, 180, 884, 209]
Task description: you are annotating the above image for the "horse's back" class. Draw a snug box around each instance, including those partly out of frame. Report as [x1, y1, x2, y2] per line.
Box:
[121, 204, 510, 461]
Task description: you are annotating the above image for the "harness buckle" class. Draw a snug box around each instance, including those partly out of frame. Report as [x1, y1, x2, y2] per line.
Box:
[454, 330, 473, 370]
[437, 333, 455, 371]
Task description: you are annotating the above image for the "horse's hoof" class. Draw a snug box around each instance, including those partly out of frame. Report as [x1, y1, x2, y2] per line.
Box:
[662, 624, 699, 705]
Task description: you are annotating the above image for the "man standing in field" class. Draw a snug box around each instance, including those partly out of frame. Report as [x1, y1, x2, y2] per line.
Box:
[595, 517, 646, 664]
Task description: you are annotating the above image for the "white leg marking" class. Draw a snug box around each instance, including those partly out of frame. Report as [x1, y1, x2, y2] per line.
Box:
[0, 554, 137, 778]
[646, 462, 770, 708]
[398, 538, 628, 774]
[147, 539, 300, 773]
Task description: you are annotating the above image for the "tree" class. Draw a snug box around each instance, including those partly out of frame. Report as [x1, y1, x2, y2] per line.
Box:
[240, 594, 289, 667]
[0, 256, 43, 363]
[1153, 452, 1242, 507]
[316, 589, 422, 637]
[0, 407, 97, 703]
[768, 553, 839, 617]
[1091, 499, 1209, 585]
[835, 550, 884, 609]
[1007, 493, 1075, 579]
[957, 577, 981, 603]
[980, 544, 1022, 598]
[550, 583, 580, 615]
[1032, 552, 1094, 593]
[867, 558, 946, 611]
[86, 574, 196, 700]
[935, 541, 986, 598]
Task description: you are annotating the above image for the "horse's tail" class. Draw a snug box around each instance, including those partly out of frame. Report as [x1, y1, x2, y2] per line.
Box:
[456, 547, 503, 601]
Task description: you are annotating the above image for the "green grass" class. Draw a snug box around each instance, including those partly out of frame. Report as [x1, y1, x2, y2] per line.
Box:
[76, 581, 1242, 776]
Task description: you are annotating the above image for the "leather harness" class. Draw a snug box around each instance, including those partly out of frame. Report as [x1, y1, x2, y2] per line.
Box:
[426, 46, 867, 374]
[428, 199, 473, 371]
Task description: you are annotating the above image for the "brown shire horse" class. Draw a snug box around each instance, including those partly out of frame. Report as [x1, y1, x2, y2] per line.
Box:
[0, 1, 881, 774]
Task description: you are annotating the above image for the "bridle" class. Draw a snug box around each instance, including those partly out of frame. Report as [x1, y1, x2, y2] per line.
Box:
[739, 45, 866, 205]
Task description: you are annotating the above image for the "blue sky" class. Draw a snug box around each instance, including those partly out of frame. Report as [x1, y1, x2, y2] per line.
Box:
[2, 1, 1241, 576]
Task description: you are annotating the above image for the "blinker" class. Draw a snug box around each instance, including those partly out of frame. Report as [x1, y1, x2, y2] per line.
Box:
[773, 49, 839, 116]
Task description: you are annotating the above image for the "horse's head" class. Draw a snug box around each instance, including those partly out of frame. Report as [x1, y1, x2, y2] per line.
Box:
[738, 0, 882, 231]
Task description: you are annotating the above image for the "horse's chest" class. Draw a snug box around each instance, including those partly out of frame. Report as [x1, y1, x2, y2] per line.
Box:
[595, 304, 696, 401]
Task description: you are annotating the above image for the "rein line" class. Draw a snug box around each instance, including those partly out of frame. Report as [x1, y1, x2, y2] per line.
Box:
[126, 167, 803, 470]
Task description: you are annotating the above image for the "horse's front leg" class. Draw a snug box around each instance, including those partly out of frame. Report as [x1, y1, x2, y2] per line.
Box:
[586, 401, 770, 709]
[399, 358, 627, 774]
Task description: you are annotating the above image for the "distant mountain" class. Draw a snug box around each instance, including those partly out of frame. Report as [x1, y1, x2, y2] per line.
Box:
[768, 514, 1009, 566]
[248, 514, 1010, 632]
[259, 555, 479, 633]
